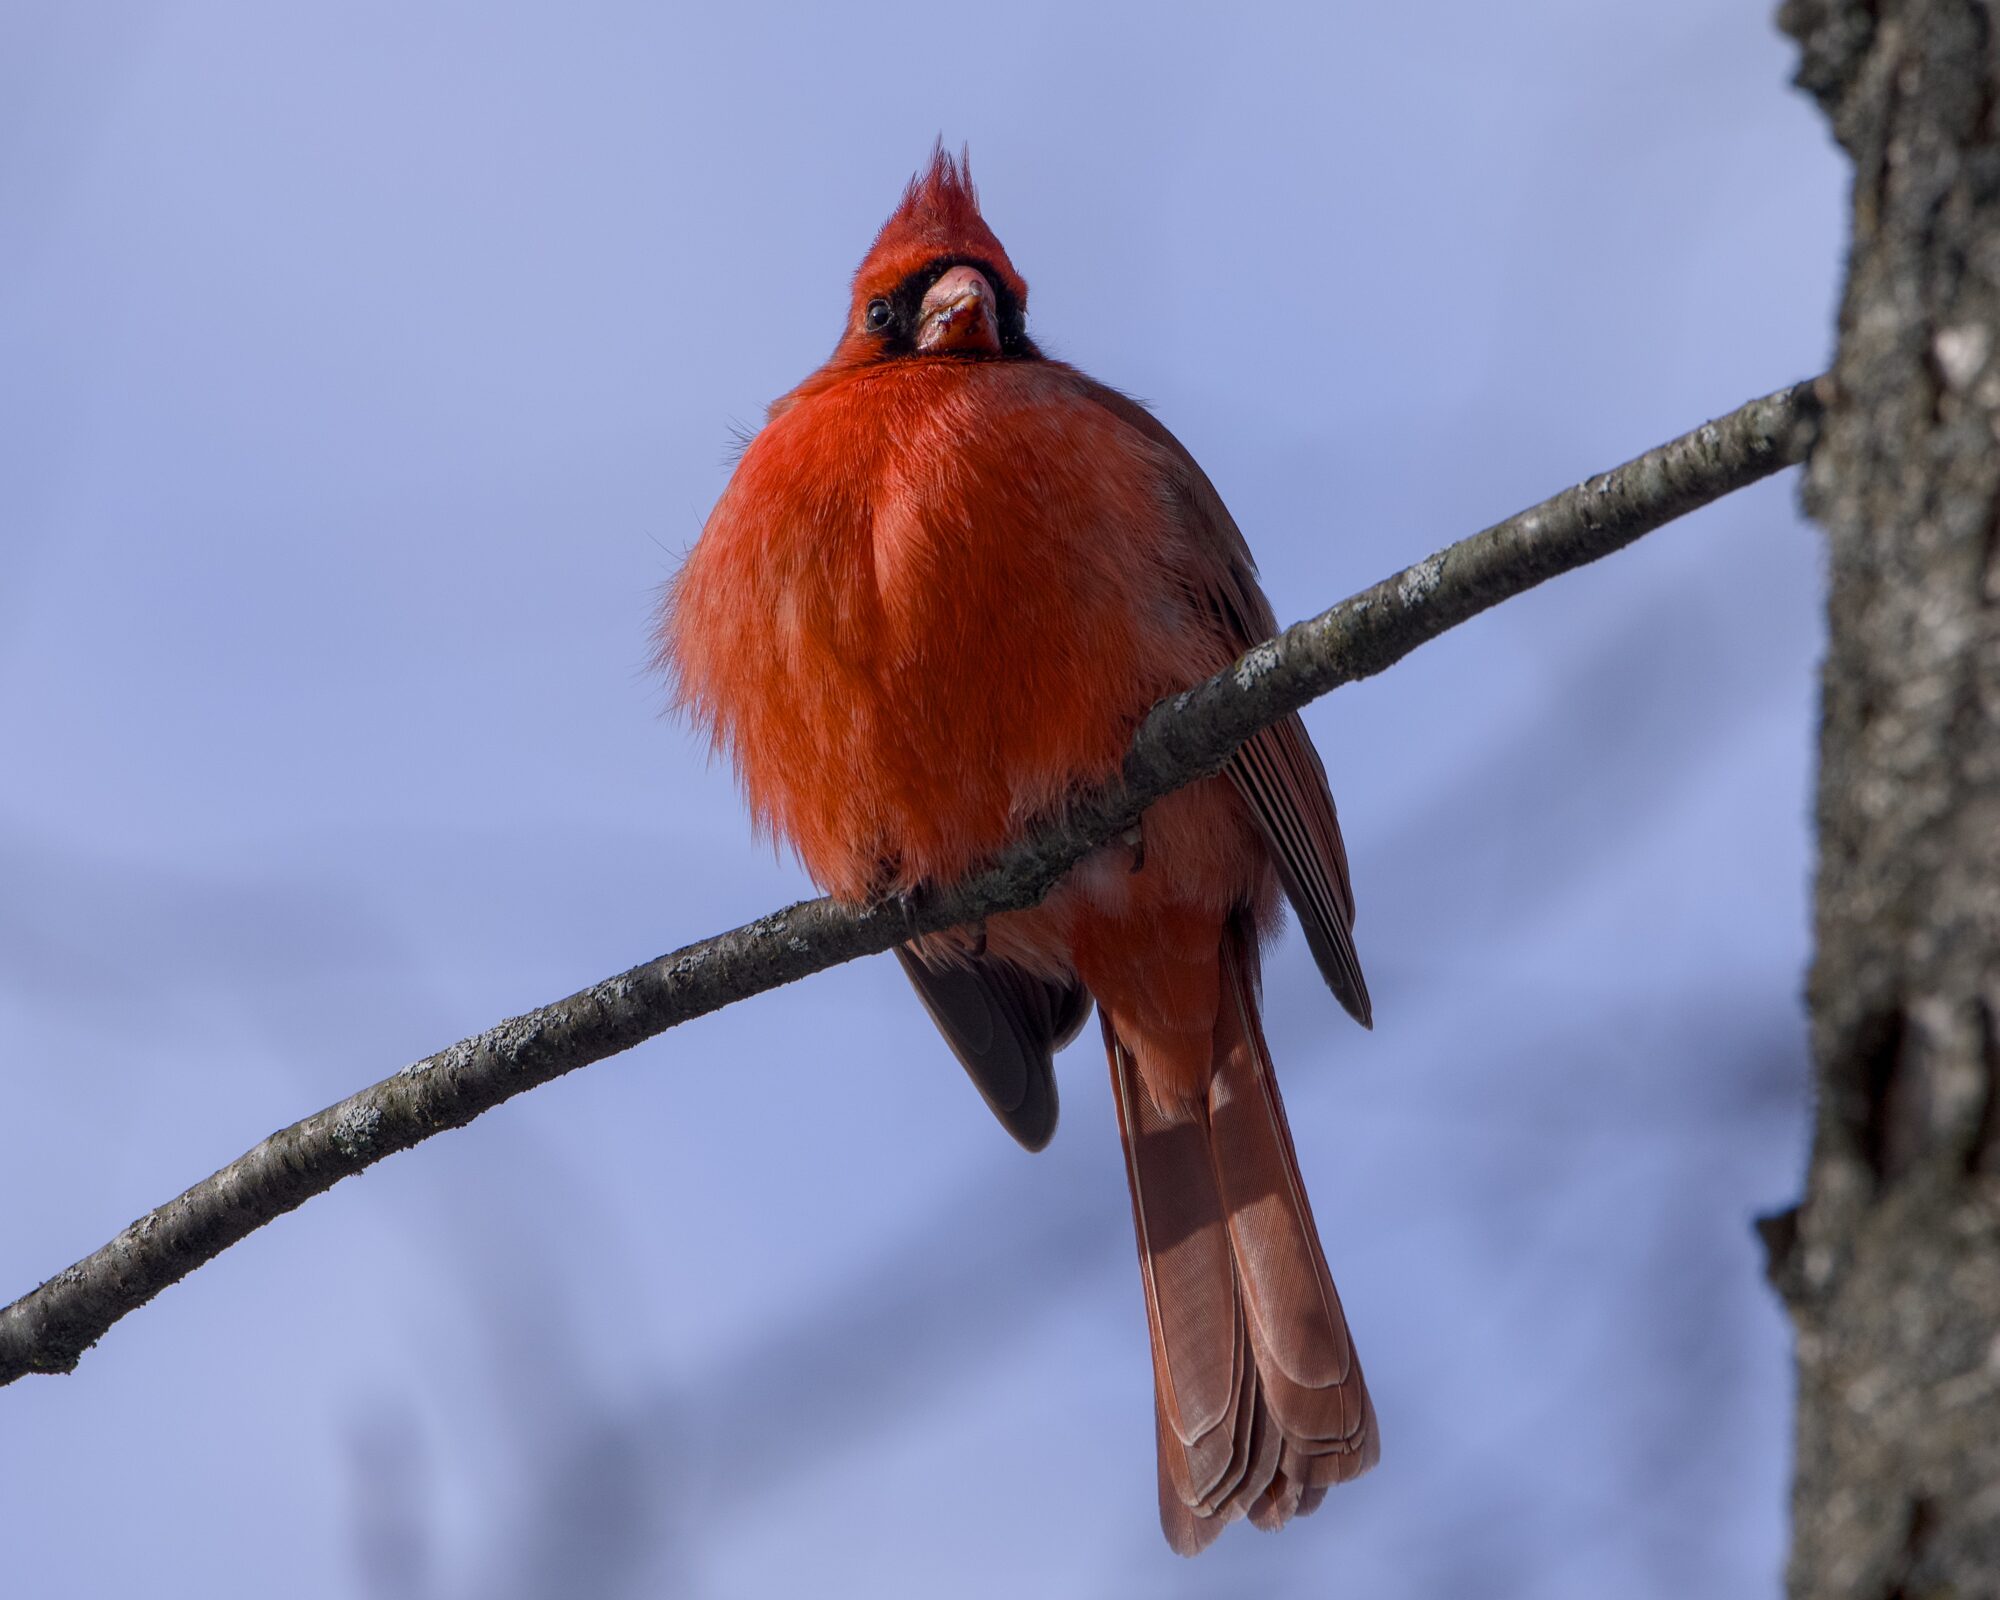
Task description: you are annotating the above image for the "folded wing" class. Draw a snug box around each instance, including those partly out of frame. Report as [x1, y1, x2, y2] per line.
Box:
[1069, 370, 1370, 1027]
[895, 946, 1091, 1150]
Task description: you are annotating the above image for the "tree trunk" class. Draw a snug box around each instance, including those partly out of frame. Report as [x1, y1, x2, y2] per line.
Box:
[1772, 2, 2000, 1593]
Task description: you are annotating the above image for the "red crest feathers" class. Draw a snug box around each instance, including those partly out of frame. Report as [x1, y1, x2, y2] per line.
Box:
[851, 143, 1028, 313]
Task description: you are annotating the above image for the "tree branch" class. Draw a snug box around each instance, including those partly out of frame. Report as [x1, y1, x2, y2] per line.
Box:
[0, 378, 1824, 1387]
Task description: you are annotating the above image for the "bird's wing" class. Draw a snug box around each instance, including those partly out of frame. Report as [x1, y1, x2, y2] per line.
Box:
[895, 945, 1091, 1151]
[1065, 371, 1372, 1028]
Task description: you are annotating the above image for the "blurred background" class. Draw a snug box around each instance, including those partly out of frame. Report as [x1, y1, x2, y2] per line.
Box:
[0, 3, 1841, 1596]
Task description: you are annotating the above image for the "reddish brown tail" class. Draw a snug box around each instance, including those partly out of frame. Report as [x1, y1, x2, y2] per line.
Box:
[1105, 916, 1377, 1555]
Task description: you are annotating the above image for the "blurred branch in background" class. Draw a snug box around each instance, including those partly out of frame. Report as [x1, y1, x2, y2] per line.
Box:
[0, 378, 1823, 1388]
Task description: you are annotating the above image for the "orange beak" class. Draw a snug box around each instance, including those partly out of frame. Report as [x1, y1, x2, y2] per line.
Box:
[916, 264, 1003, 355]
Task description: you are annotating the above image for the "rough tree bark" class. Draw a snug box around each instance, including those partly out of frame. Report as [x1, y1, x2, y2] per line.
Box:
[1773, 2, 2000, 1594]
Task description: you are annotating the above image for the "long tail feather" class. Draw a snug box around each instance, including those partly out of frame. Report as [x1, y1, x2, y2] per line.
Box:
[1107, 917, 1376, 1553]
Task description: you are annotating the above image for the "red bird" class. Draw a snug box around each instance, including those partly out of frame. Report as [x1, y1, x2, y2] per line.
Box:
[664, 149, 1377, 1552]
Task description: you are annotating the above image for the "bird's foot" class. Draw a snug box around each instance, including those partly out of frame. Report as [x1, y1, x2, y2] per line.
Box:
[863, 870, 926, 940]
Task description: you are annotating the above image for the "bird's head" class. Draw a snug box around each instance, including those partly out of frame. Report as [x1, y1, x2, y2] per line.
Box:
[838, 145, 1036, 364]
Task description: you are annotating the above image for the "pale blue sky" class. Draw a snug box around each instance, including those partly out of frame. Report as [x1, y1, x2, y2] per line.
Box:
[2, 4, 1841, 1595]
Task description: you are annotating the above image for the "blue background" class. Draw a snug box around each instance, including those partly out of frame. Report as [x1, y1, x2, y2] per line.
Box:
[1, 4, 1842, 1595]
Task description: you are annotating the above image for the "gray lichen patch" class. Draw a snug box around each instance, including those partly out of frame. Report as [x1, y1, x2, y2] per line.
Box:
[1395, 555, 1443, 607]
[332, 1103, 384, 1161]
[1232, 640, 1280, 690]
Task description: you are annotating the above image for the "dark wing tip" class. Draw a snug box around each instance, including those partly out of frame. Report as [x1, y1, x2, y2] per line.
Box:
[894, 945, 1082, 1150]
[1228, 717, 1373, 1033]
[1266, 824, 1373, 1029]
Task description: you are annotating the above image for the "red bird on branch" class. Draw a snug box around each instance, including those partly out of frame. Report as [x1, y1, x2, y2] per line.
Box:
[664, 148, 1377, 1552]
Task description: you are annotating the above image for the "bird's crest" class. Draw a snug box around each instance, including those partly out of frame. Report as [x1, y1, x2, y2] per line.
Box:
[852, 143, 1028, 311]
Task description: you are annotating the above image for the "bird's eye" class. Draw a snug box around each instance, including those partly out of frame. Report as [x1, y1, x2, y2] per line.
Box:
[864, 298, 894, 332]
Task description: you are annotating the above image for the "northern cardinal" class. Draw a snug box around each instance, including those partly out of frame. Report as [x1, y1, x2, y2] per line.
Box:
[664, 148, 1376, 1552]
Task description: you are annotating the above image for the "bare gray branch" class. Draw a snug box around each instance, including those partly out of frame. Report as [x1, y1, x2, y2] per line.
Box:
[0, 378, 1822, 1388]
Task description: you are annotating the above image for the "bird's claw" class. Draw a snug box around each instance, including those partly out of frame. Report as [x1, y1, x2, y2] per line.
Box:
[865, 882, 925, 941]
[1124, 821, 1146, 875]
